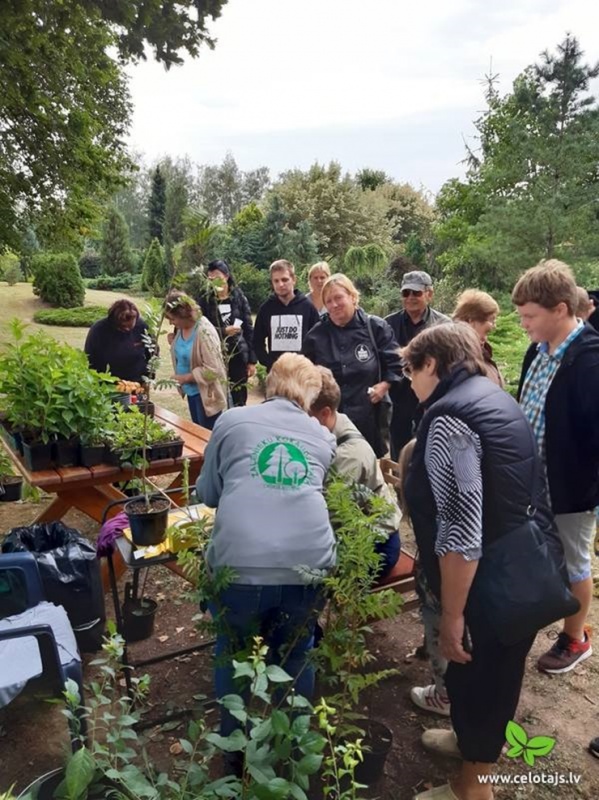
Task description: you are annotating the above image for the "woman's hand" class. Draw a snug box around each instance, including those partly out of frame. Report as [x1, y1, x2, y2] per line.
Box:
[368, 380, 390, 404]
[172, 373, 193, 386]
[224, 325, 241, 336]
[439, 612, 472, 664]
[247, 363, 256, 378]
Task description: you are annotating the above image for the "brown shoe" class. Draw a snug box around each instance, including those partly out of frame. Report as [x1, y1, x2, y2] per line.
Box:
[421, 729, 461, 759]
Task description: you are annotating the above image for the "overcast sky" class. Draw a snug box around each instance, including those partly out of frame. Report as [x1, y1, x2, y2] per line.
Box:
[126, 0, 599, 195]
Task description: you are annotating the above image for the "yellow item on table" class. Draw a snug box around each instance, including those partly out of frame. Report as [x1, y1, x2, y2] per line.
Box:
[123, 504, 214, 559]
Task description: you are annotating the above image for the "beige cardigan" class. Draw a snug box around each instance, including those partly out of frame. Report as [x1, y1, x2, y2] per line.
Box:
[170, 317, 228, 417]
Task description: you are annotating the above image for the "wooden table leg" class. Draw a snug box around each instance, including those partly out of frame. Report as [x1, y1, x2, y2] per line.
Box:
[33, 495, 75, 523]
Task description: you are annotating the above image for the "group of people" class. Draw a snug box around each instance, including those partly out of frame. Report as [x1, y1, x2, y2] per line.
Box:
[84, 257, 599, 799]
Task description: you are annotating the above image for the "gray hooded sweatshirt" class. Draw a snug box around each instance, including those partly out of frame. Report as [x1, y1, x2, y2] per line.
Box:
[196, 397, 337, 585]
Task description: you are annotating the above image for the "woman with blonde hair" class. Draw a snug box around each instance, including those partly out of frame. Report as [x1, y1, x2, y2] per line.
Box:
[452, 289, 503, 387]
[195, 353, 336, 761]
[306, 261, 331, 315]
[302, 273, 402, 457]
[164, 290, 228, 429]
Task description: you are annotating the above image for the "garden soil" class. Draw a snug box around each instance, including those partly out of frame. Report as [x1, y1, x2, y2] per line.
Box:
[2, 499, 599, 799]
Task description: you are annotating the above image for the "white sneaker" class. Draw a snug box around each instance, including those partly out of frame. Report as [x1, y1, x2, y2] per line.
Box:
[410, 684, 451, 717]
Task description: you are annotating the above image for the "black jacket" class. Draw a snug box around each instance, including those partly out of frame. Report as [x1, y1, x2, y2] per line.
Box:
[302, 308, 402, 456]
[517, 324, 599, 514]
[405, 369, 555, 599]
[253, 290, 320, 370]
[198, 285, 256, 364]
[84, 316, 151, 383]
[385, 306, 451, 454]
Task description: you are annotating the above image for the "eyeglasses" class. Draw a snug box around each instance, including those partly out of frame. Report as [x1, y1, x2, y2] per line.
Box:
[402, 365, 413, 381]
[402, 289, 424, 298]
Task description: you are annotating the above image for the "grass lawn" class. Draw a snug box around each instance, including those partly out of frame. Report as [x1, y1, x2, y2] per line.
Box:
[0, 283, 186, 416]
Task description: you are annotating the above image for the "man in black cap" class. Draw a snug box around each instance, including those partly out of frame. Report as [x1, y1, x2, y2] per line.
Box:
[385, 270, 450, 459]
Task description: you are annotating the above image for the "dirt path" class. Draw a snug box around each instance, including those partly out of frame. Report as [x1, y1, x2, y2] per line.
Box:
[1, 493, 599, 797]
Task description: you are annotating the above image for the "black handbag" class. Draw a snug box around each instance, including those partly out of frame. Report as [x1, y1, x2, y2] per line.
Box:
[467, 430, 580, 646]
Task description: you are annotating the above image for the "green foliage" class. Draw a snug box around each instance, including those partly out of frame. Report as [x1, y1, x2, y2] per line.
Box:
[231, 263, 272, 309]
[148, 167, 167, 244]
[19, 226, 40, 279]
[0, 319, 115, 444]
[487, 312, 529, 396]
[0, 251, 22, 285]
[78, 249, 103, 278]
[0, 1, 133, 249]
[33, 306, 107, 327]
[100, 207, 135, 275]
[197, 152, 270, 224]
[355, 168, 389, 191]
[87, 273, 136, 291]
[142, 239, 166, 294]
[434, 36, 599, 290]
[178, 209, 217, 271]
[0, 447, 16, 481]
[107, 406, 178, 462]
[32, 253, 85, 308]
[270, 162, 392, 259]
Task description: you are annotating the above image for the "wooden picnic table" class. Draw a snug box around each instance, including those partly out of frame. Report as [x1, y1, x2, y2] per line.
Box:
[3, 405, 210, 524]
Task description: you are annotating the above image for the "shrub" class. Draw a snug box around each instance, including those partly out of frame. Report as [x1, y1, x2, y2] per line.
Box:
[33, 306, 106, 327]
[230, 261, 271, 310]
[32, 253, 85, 308]
[87, 272, 134, 291]
[79, 249, 103, 278]
[141, 238, 167, 295]
[0, 250, 20, 282]
[101, 207, 135, 275]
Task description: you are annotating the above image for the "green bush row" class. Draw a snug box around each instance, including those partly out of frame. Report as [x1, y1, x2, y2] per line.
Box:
[33, 306, 107, 327]
[86, 272, 138, 291]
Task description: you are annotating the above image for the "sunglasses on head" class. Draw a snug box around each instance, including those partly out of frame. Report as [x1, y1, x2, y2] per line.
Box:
[402, 289, 424, 298]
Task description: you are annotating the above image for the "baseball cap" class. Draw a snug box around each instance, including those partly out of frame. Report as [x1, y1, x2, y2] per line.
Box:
[401, 270, 433, 291]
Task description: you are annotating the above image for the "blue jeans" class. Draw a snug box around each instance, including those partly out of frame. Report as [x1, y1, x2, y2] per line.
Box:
[375, 530, 400, 579]
[187, 393, 221, 430]
[209, 583, 325, 736]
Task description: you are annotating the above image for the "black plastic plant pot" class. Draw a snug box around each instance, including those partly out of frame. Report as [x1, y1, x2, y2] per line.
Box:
[0, 476, 23, 502]
[18, 768, 132, 799]
[136, 400, 155, 417]
[79, 443, 106, 467]
[111, 391, 131, 409]
[149, 442, 171, 461]
[124, 494, 170, 546]
[122, 597, 158, 642]
[168, 439, 184, 459]
[0, 422, 23, 455]
[353, 719, 393, 786]
[22, 440, 53, 471]
[52, 436, 80, 467]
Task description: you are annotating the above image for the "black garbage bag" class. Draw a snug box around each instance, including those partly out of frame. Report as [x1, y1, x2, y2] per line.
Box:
[2, 522, 106, 652]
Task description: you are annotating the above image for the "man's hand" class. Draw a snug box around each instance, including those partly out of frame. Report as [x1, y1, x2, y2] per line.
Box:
[247, 363, 256, 378]
[368, 381, 391, 404]
[439, 612, 472, 664]
[224, 325, 241, 336]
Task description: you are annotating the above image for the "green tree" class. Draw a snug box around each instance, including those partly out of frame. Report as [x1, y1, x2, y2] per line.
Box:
[197, 153, 270, 224]
[32, 253, 85, 307]
[0, 1, 228, 247]
[142, 238, 164, 294]
[436, 36, 599, 290]
[148, 167, 167, 244]
[19, 226, 40, 280]
[271, 162, 392, 259]
[101, 207, 134, 275]
[356, 168, 389, 191]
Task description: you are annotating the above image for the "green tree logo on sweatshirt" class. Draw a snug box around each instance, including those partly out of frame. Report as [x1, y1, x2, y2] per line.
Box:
[254, 439, 310, 488]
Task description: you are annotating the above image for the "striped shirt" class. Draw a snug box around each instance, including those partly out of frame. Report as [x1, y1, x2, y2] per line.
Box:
[424, 416, 483, 561]
[520, 322, 584, 462]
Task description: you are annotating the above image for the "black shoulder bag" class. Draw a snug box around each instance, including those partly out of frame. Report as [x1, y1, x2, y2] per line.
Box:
[467, 428, 580, 646]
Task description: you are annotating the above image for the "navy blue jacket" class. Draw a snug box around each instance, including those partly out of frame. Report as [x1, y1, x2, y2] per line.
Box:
[405, 369, 555, 599]
[517, 324, 599, 514]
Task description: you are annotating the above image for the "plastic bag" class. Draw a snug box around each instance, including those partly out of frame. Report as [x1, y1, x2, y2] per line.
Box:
[2, 522, 106, 651]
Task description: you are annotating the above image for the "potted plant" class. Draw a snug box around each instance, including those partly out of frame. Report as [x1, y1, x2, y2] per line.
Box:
[308, 476, 403, 790]
[0, 446, 23, 502]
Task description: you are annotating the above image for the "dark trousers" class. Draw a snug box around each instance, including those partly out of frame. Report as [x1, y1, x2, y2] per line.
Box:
[228, 352, 249, 407]
[445, 616, 535, 762]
